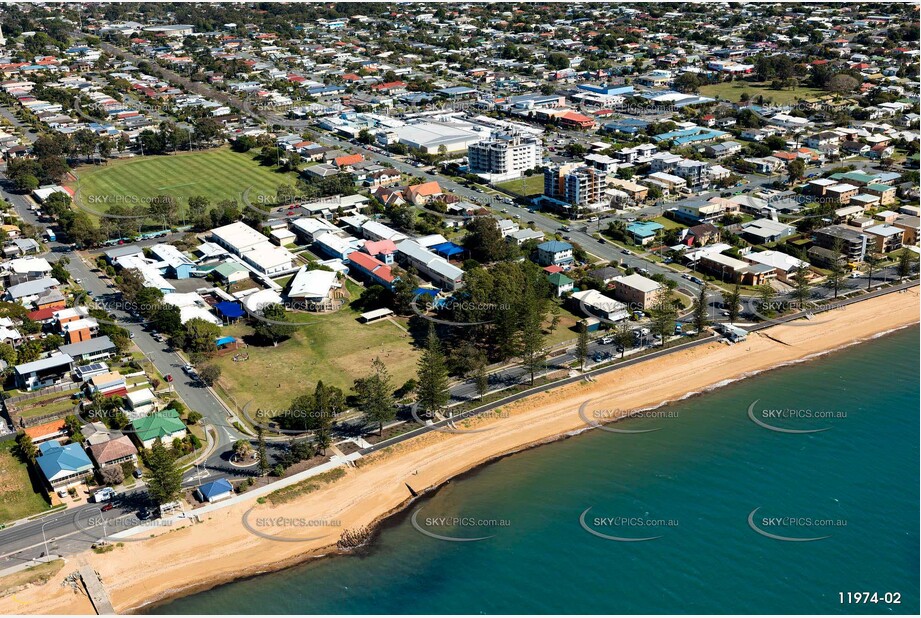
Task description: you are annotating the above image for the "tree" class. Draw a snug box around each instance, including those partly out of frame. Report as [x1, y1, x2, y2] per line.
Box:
[391, 269, 420, 315]
[146, 438, 182, 505]
[826, 73, 859, 94]
[518, 305, 547, 384]
[790, 265, 812, 305]
[150, 304, 183, 337]
[198, 364, 221, 386]
[898, 250, 917, 278]
[256, 427, 269, 476]
[865, 253, 882, 290]
[252, 303, 297, 346]
[547, 52, 570, 70]
[649, 291, 678, 347]
[15, 431, 37, 463]
[415, 325, 450, 417]
[354, 357, 396, 434]
[233, 439, 252, 462]
[463, 217, 510, 262]
[14, 173, 39, 193]
[723, 284, 742, 324]
[756, 283, 777, 317]
[614, 323, 633, 358]
[101, 465, 124, 486]
[473, 362, 489, 400]
[786, 158, 806, 185]
[824, 239, 846, 299]
[575, 322, 589, 371]
[181, 318, 220, 354]
[0, 342, 18, 375]
[691, 283, 710, 332]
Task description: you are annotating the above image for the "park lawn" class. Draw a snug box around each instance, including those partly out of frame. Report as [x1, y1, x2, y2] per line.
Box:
[69, 148, 299, 219]
[699, 81, 826, 106]
[495, 175, 545, 197]
[213, 305, 420, 413]
[0, 445, 52, 524]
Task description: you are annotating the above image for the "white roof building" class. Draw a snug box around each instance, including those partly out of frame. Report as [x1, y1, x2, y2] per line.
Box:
[211, 221, 270, 254]
[287, 267, 341, 302]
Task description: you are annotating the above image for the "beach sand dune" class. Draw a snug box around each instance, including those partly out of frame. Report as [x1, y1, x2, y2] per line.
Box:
[2, 287, 917, 615]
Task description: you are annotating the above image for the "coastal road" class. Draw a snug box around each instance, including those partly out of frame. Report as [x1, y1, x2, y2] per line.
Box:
[364, 278, 920, 456]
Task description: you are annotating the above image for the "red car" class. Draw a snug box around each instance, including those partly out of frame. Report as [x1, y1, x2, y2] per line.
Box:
[101, 503, 115, 512]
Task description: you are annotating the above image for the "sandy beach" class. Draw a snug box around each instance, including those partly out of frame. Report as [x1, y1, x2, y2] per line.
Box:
[2, 286, 917, 615]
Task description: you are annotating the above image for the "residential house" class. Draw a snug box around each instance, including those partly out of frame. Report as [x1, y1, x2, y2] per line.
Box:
[547, 272, 574, 297]
[14, 354, 73, 390]
[405, 181, 443, 205]
[739, 219, 796, 244]
[744, 250, 810, 284]
[536, 241, 575, 268]
[571, 289, 629, 322]
[35, 440, 94, 488]
[626, 221, 665, 246]
[87, 435, 138, 469]
[130, 409, 187, 449]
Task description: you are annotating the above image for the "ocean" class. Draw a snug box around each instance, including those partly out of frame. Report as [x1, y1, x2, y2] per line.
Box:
[152, 327, 919, 615]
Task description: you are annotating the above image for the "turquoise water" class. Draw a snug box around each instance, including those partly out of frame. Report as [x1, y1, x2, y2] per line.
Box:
[153, 328, 919, 614]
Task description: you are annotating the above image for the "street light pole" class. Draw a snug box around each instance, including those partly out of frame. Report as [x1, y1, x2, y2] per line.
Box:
[40, 520, 51, 557]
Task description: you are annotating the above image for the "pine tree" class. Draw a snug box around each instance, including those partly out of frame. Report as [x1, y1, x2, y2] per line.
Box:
[575, 322, 589, 371]
[723, 283, 742, 324]
[692, 282, 710, 332]
[355, 357, 396, 434]
[146, 438, 182, 505]
[473, 362, 489, 400]
[256, 427, 269, 476]
[415, 325, 450, 417]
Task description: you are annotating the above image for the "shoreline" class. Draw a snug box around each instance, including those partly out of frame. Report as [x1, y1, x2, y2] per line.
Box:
[1, 287, 918, 616]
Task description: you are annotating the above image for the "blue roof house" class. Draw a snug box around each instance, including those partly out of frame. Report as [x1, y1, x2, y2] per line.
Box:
[626, 221, 665, 246]
[36, 440, 94, 488]
[536, 241, 575, 268]
[197, 478, 234, 503]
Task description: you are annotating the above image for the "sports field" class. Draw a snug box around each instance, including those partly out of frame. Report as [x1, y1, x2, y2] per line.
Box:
[69, 148, 298, 216]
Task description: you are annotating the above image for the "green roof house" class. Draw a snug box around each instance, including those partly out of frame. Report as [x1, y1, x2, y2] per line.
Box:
[547, 272, 575, 297]
[130, 409, 187, 449]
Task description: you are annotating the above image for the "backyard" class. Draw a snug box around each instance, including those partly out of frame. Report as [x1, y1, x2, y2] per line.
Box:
[0, 443, 51, 524]
[68, 147, 299, 221]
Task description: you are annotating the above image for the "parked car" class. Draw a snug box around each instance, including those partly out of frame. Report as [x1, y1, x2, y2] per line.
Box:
[600, 336, 614, 345]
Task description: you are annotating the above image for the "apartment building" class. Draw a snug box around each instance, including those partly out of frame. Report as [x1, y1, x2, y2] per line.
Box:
[468, 131, 541, 181]
[813, 225, 869, 262]
[544, 164, 603, 206]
